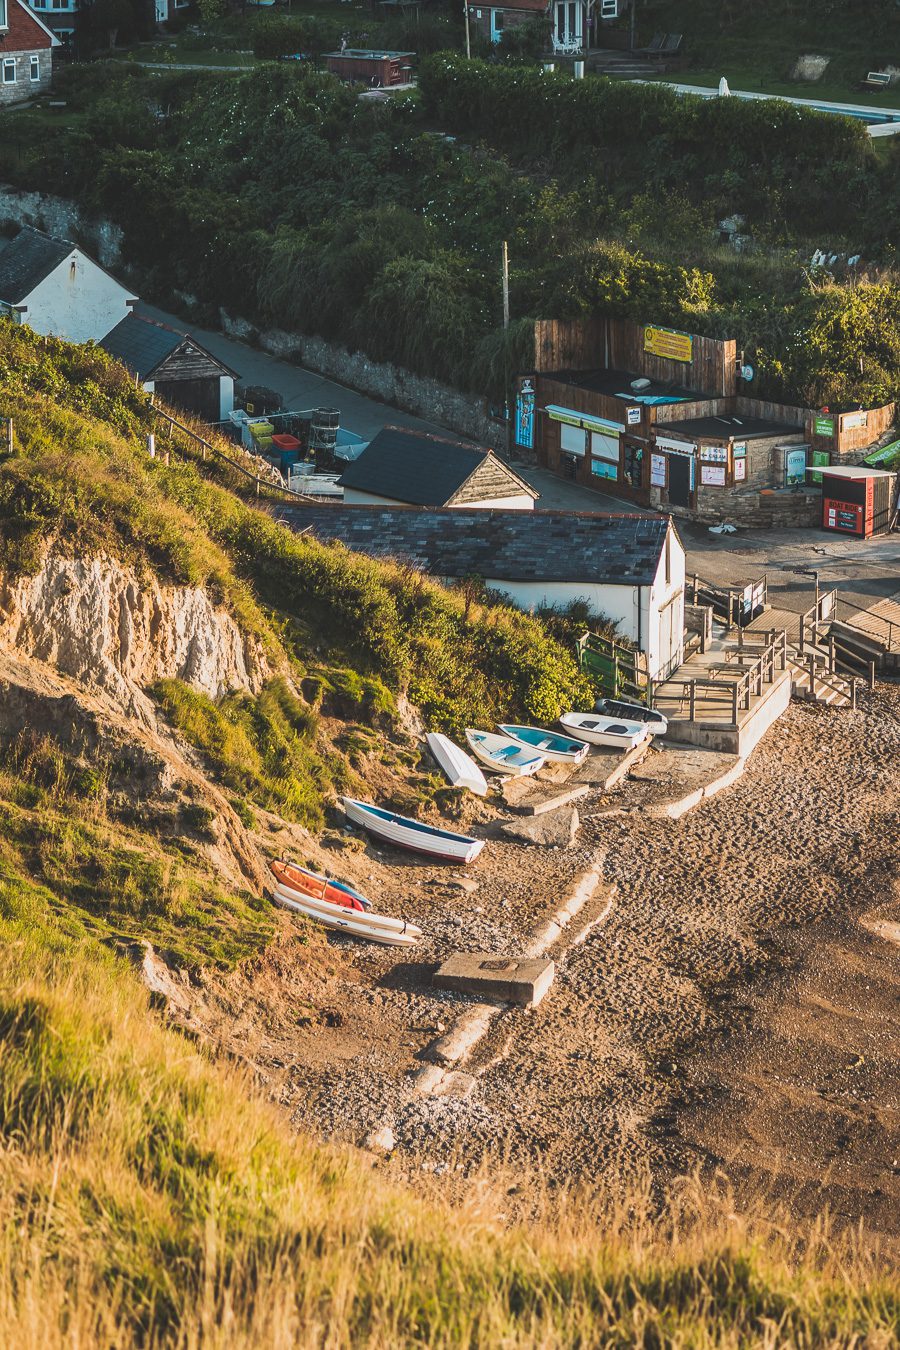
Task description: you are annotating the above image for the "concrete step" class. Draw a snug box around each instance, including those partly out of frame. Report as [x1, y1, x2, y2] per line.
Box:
[788, 663, 852, 707]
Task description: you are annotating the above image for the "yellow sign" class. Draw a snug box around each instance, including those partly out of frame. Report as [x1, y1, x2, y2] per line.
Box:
[644, 325, 693, 364]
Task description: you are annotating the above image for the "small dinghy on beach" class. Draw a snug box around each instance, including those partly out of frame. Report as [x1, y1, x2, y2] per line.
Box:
[497, 723, 589, 765]
[593, 696, 668, 737]
[270, 860, 372, 910]
[342, 797, 484, 864]
[273, 886, 421, 946]
[559, 711, 650, 751]
[425, 732, 488, 796]
[465, 729, 544, 777]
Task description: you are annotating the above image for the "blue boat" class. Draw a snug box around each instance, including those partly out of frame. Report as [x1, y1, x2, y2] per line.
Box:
[497, 723, 589, 765]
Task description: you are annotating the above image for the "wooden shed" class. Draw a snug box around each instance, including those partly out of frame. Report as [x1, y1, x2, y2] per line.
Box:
[101, 314, 238, 423]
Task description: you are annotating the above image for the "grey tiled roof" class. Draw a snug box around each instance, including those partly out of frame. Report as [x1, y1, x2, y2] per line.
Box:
[338, 425, 535, 506]
[277, 506, 672, 585]
[100, 313, 183, 379]
[0, 227, 72, 304]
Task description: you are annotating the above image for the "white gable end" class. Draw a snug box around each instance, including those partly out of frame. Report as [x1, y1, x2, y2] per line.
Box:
[17, 250, 136, 344]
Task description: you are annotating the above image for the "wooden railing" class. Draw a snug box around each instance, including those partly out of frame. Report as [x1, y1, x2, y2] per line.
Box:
[150, 404, 318, 504]
[833, 594, 900, 653]
[660, 631, 788, 724]
[689, 573, 767, 629]
[576, 631, 651, 702]
[798, 588, 836, 654]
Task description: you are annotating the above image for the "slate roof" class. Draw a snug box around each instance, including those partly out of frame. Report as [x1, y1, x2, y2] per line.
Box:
[660, 414, 802, 441]
[338, 425, 537, 507]
[0, 227, 73, 304]
[100, 313, 236, 380]
[277, 506, 672, 586]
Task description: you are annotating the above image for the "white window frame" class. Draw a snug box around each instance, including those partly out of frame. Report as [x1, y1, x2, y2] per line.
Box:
[589, 430, 619, 463]
[30, 54, 41, 81]
[2, 58, 16, 85]
[0, 0, 7, 31]
[560, 423, 586, 457]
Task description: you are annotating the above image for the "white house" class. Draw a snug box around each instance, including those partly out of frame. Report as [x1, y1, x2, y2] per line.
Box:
[101, 312, 238, 423]
[0, 226, 135, 342]
[338, 426, 538, 510]
[277, 506, 685, 680]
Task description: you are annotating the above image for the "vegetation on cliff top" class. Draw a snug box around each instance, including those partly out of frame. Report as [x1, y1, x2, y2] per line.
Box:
[3, 56, 900, 405]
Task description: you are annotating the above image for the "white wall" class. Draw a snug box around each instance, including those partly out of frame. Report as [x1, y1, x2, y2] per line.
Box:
[482, 578, 641, 644]
[343, 488, 408, 506]
[218, 375, 234, 420]
[18, 250, 135, 344]
[646, 523, 686, 679]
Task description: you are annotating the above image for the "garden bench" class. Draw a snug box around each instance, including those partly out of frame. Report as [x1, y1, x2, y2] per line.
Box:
[860, 71, 891, 90]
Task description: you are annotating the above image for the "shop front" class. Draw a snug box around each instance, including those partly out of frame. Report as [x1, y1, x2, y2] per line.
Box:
[528, 392, 653, 503]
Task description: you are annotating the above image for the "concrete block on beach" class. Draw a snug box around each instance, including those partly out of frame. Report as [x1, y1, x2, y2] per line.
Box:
[500, 805, 580, 846]
[433, 953, 555, 1007]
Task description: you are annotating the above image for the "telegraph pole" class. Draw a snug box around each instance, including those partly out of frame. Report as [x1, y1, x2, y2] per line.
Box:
[464, 0, 471, 58]
[501, 240, 510, 330]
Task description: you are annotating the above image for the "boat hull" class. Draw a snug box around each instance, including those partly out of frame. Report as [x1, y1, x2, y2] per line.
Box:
[273, 885, 422, 937]
[496, 724, 589, 764]
[270, 860, 369, 910]
[559, 713, 649, 751]
[273, 890, 419, 946]
[465, 730, 544, 777]
[594, 698, 667, 736]
[342, 797, 484, 864]
[425, 732, 488, 796]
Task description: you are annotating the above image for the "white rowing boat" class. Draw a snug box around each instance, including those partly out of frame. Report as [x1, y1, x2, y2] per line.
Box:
[496, 723, 589, 764]
[425, 732, 488, 796]
[594, 696, 668, 736]
[559, 711, 650, 751]
[273, 889, 420, 946]
[273, 885, 423, 938]
[341, 797, 484, 864]
[464, 729, 544, 777]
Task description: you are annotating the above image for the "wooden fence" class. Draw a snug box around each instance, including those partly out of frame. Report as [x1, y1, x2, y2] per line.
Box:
[533, 317, 736, 396]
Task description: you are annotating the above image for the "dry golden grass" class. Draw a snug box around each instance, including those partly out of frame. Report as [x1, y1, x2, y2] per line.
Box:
[0, 899, 896, 1349]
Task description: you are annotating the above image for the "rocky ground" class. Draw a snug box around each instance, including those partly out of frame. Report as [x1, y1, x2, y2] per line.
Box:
[176, 685, 899, 1244]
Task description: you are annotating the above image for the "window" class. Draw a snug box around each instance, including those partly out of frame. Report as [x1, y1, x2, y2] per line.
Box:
[0, 0, 7, 29]
[2, 59, 16, 85]
[560, 423, 586, 457]
[30, 55, 41, 81]
[492, 8, 503, 26]
[589, 430, 619, 463]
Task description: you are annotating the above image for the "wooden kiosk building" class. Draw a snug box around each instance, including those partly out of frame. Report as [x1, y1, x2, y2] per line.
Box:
[516, 317, 896, 527]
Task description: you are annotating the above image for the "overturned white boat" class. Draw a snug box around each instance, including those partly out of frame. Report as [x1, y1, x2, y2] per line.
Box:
[342, 797, 484, 864]
[426, 732, 488, 796]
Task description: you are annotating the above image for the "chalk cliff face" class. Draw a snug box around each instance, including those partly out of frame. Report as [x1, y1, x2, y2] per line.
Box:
[0, 556, 270, 719]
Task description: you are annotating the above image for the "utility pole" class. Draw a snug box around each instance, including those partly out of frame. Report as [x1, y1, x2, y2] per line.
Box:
[464, 0, 471, 58]
[629, 0, 636, 52]
[501, 240, 510, 330]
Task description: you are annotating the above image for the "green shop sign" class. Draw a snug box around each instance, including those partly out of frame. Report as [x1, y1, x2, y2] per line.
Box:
[814, 415, 835, 437]
[864, 437, 900, 468]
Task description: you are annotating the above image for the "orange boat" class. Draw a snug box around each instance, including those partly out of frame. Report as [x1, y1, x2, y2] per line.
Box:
[270, 860, 367, 912]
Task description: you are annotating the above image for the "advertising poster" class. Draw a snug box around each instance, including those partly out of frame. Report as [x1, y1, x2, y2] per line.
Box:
[644, 325, 693, 363]
[650, 453, 667, 487]
[626, 406, 641, 426]
[734, 457, 746, 482]
[814, 415, 835, 438]
[701, 464, 726, 486]
[700, 445, 728, 463]
[785, 448, 808, 486]
[515, 378, 535, 449]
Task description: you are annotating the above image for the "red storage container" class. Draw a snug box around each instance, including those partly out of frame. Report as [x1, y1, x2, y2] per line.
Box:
[271, 433, 303, 452]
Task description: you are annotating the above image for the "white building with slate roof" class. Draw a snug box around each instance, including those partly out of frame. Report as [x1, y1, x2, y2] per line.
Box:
[0, 226, 135, 343]
[279, 507, 686, 680]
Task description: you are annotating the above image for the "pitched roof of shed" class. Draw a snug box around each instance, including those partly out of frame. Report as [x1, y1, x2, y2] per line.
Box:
[338, 425, 537, 506]
[0, 227, 73, 304]
[278, 506, 672, 585]
[100, 313, 237, 380]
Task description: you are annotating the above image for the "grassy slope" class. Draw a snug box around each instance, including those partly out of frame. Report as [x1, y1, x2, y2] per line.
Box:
[0, 325, 897, 1341]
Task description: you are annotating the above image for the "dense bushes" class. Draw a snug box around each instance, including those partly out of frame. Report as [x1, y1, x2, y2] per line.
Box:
[419, 54, 875, 234]
[4, 58, 900, 407]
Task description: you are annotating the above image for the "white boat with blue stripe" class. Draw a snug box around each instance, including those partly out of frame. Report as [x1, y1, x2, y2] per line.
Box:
[497, 723, 590, 765]
[465, 729, 545, 777]
[341, 797, 484, 864]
